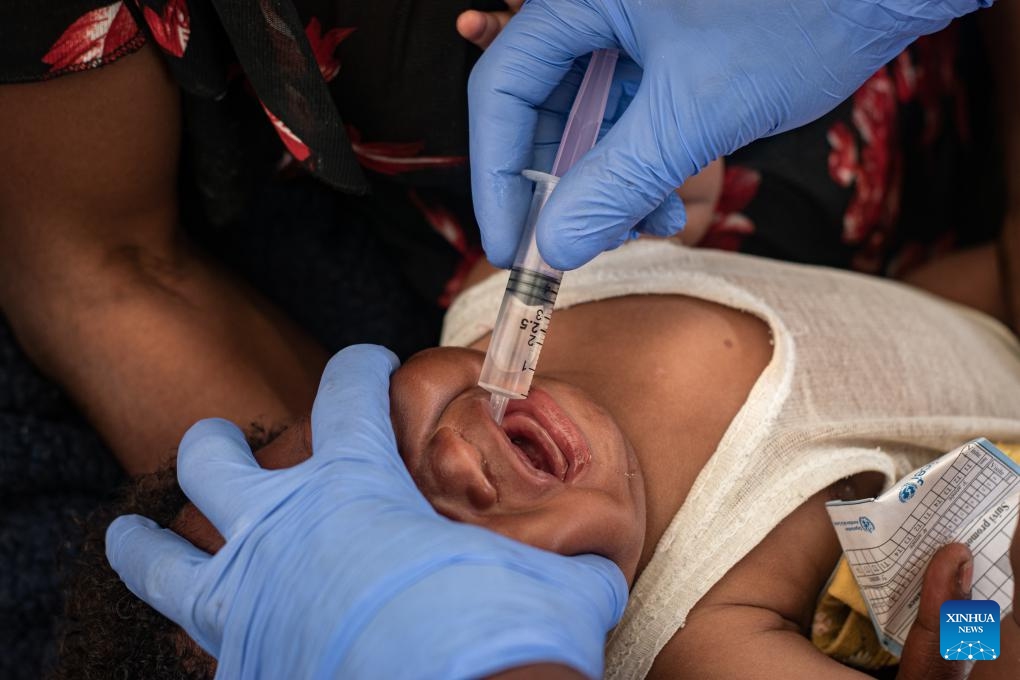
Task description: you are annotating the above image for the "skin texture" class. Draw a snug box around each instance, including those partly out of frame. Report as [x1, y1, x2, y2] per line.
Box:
[457, 0, 524, 51]
[391, 348, 646, 581]
[176, 281, 772, 579]
[0, 46, 327, 475]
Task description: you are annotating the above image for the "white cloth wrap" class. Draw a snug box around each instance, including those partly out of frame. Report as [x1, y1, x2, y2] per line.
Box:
[441, 240, 1020, 678]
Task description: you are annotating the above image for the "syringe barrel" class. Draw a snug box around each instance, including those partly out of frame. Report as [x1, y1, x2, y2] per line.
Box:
[478, 171, 562, 400]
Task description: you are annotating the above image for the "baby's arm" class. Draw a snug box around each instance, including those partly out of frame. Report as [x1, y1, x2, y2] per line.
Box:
[648, 487, 980, 680]
[0, 46, 327, 475]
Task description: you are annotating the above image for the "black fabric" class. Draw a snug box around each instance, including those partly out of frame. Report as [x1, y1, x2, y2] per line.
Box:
[180, 0, 367, 193]
[0, 322, 124, 680]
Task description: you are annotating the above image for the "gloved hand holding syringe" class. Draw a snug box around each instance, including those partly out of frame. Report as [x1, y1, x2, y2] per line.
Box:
[479, 49, 619, 423]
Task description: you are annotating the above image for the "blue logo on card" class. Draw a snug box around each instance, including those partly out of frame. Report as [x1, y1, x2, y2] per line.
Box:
[899, 463, 934, 503]
[898, 483, 917, 503]
[940, 600, 1000, 660]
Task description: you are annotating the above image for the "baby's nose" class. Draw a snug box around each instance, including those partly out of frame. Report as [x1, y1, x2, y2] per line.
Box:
[426, 427, 498, 511]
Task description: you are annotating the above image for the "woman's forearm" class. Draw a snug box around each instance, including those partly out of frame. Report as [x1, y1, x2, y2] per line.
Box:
[0, 46, 327, 475]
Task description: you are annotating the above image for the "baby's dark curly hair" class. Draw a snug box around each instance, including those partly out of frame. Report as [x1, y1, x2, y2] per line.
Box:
[52, 464, 213, 680]
[53, 427, 279, 680]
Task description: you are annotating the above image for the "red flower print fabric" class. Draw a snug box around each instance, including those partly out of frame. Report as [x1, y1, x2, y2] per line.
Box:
[409, 189, 481, 307]
[826, 122, 857, 187]
[141, 0, 190, 58]
[43, 2, 141, 73]
[305, 18, 354, 83]
[700, 165, 761, 252]
[261, 101, 312, 162]
[347, 126, 466, 176]
[826, 69, 901, 252]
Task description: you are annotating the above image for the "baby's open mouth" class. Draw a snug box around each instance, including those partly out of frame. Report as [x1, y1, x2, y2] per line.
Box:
[498, 388, 590, 483]
[505, 417, 568, 480]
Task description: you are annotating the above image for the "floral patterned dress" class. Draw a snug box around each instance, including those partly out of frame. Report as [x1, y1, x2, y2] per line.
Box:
[1, 0, 497, 305]
[0, 1, 998, 299]
[703, 20, 1001, 276]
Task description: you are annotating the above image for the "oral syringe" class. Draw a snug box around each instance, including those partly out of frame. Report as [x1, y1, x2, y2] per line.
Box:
[479, 49, 619, 423]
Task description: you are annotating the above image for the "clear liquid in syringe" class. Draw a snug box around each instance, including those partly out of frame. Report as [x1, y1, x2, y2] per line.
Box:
[478, 50, 619, 423]
[478, 265, 560, 420]
[478, 170, 563, 423]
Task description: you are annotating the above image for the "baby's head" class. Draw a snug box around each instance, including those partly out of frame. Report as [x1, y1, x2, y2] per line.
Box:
[55, 347, 647, 677]
[391, 347, 647, 582]
[175, 347, 647, 579]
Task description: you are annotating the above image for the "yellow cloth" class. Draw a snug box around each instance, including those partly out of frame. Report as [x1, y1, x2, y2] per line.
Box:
[812, 442, 1020, 668]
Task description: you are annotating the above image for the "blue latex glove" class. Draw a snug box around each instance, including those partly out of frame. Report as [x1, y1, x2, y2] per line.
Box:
[470, 0, 991, 270]
[105, 345, 627, 679]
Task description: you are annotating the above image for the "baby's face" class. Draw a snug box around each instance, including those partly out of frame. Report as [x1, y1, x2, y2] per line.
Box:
[172, 348, 647, 582]
[390, 347, 647, 582]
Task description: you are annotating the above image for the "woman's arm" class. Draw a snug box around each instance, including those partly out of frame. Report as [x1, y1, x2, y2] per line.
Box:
[0, 45, 327, 475]
[884, 6, 1020, 327]
[897, 22, 1016, 326]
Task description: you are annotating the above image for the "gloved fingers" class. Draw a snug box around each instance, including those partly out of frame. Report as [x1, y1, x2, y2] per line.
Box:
[535, 86, 688, 269]
[529, 61, 589, 174]
[563, 553, 630, 625]
[177, 418, 267, 540]
[636, 191, 687, 238]
[602, 55, 642, 125]
[311, 344, 401, 461]
[468, 1, 616, 268]
[529, 54, 639, 170]
[897, 543, 974, 680]
[105, 514, 219, 655]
